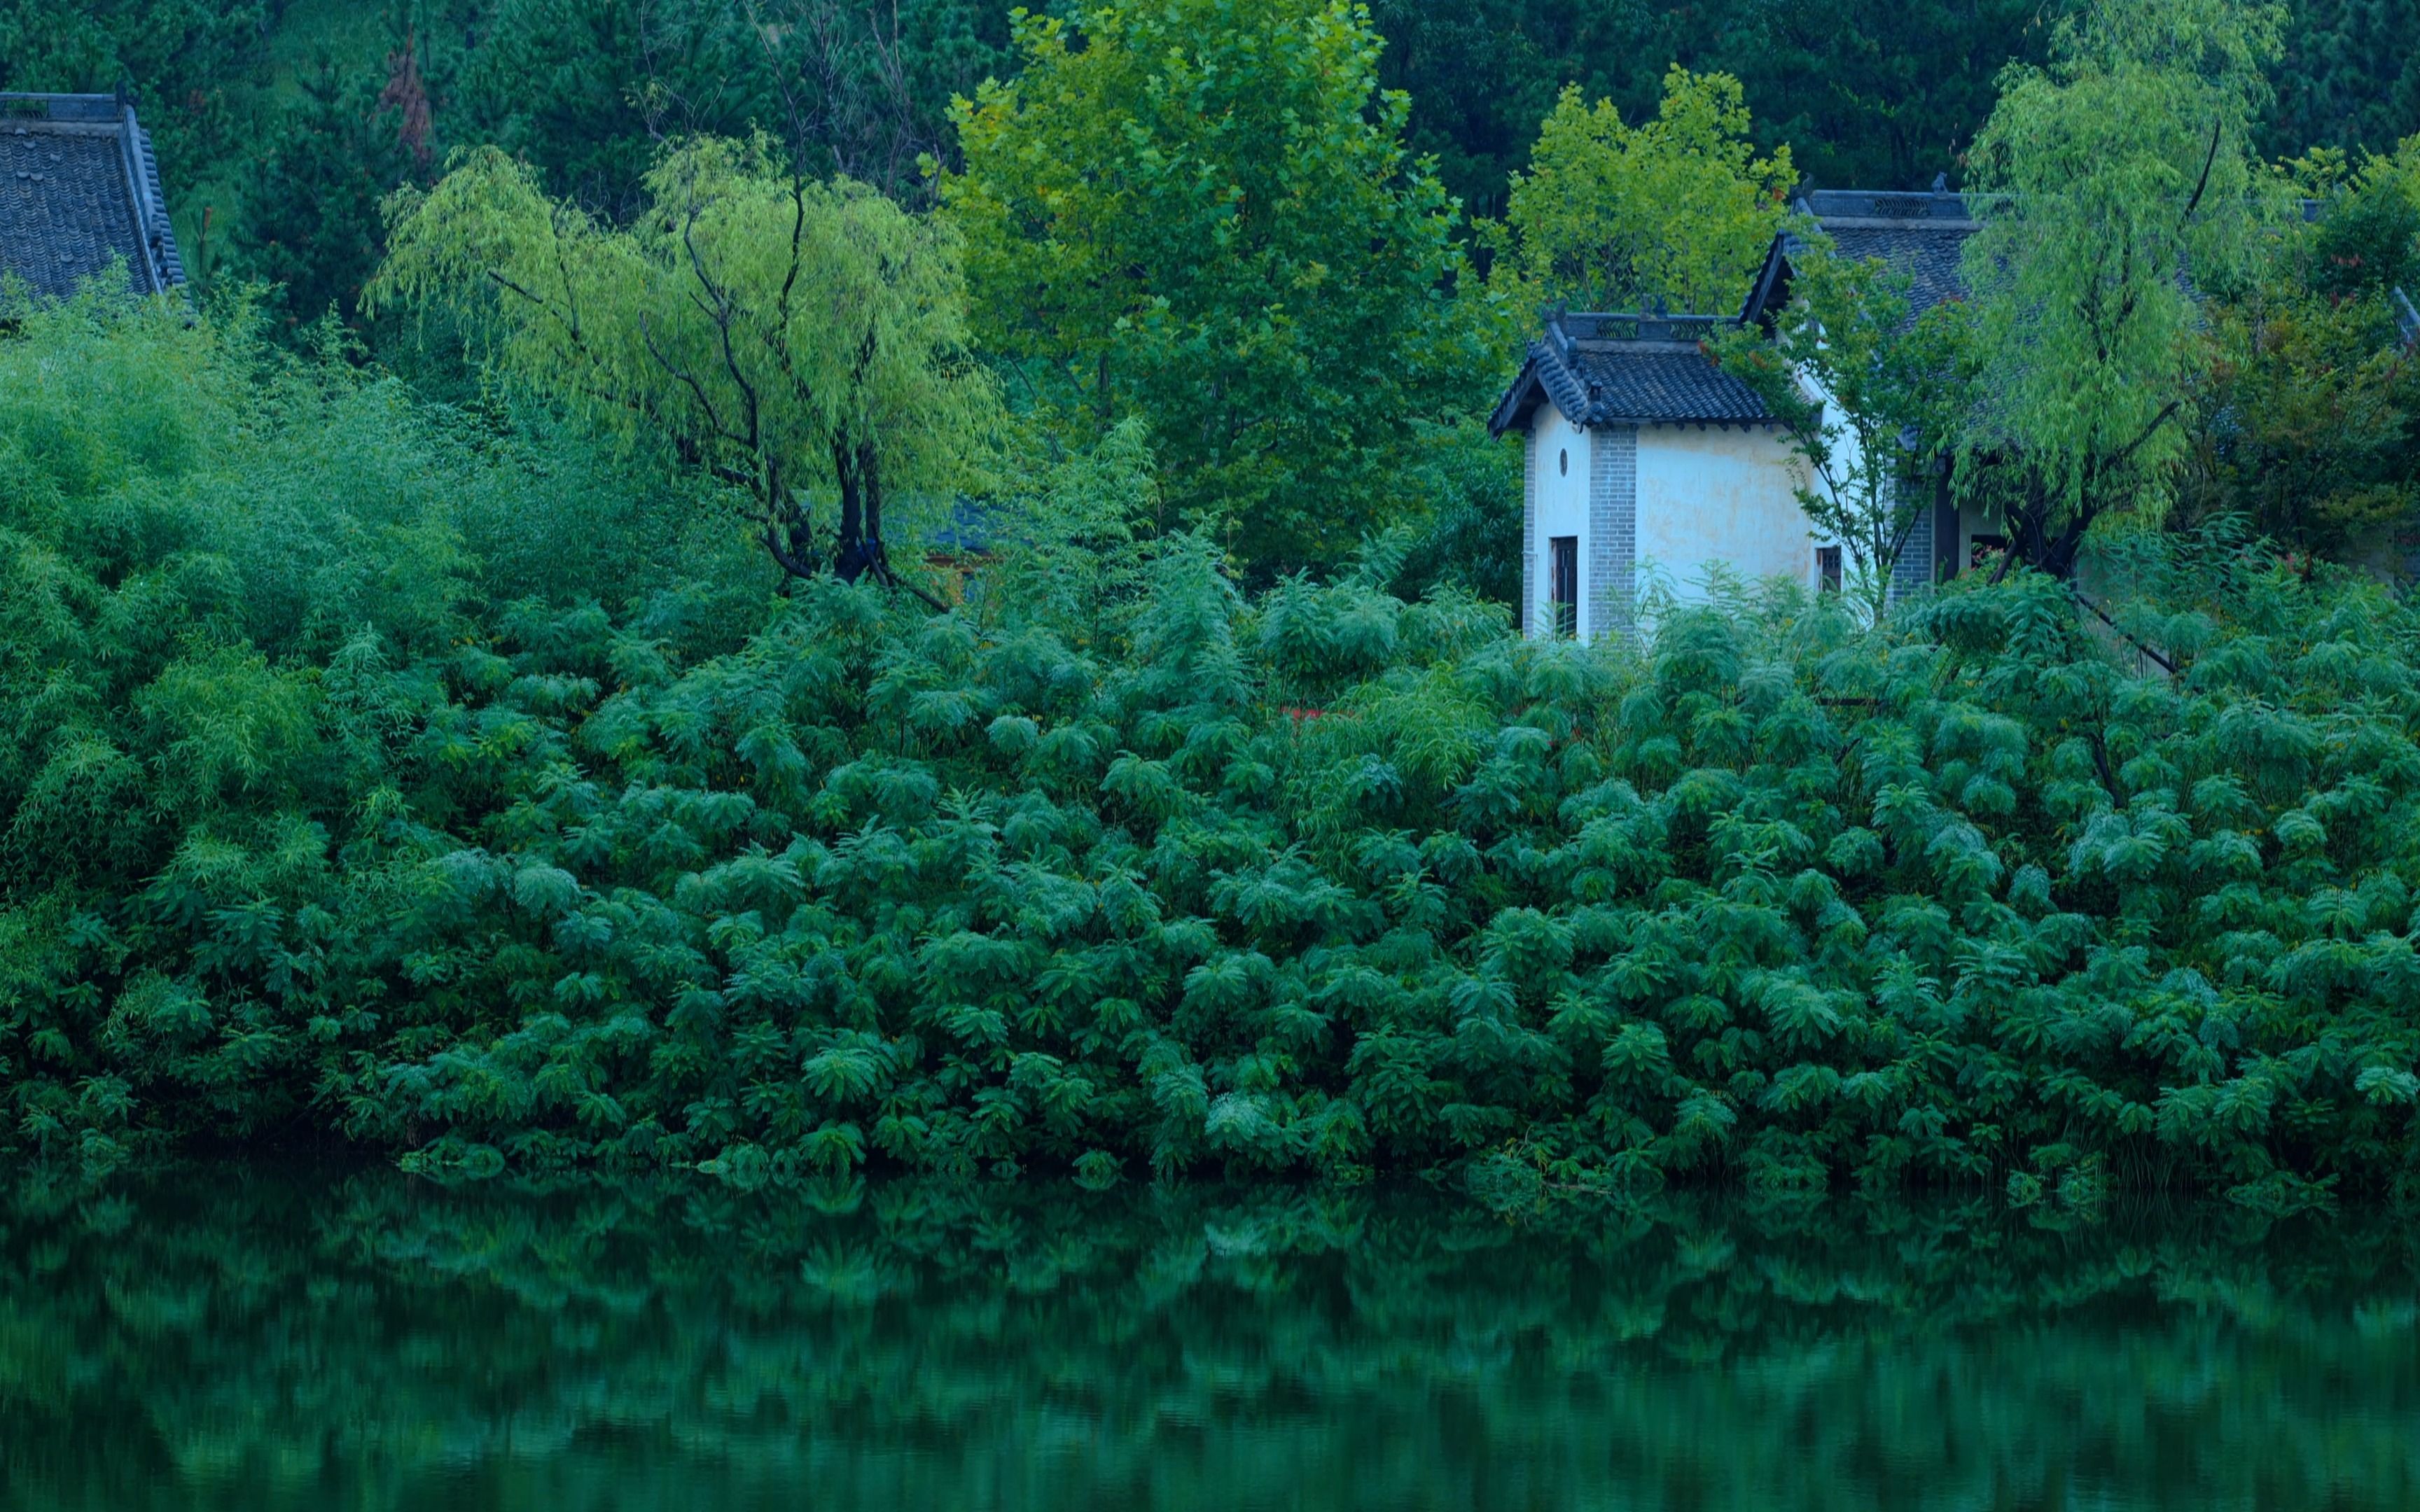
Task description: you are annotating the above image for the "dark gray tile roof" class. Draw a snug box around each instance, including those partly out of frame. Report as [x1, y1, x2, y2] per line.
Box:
[1494, 188, 1989, 438]
[1823, 223, 1972, 314]
[0, 94, 185, 300]
[1739, 188, 1979, 326]
[927, 496, 996, 554]
[1490, 313, 1774, 437]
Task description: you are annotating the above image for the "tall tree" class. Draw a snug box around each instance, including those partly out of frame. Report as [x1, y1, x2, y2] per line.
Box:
[1716, 246, 1972, 622]
[1496, 66, 1793, 315]
[370, 137, 998, 593]
[2178, 149, 2420, 557]
[942, 0, 1495, 576]
[236, 59, 423, 328]
[1958, 0, 2287, 580]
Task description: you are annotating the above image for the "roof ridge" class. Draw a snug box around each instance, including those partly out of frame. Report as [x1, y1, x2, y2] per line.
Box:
[135, 125, 184, 286]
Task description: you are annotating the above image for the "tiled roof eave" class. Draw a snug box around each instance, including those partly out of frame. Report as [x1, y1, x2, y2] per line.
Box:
[1597, 413, 1790, 426]
[1485, 351, 1549, 438]
[1537, 351, 1594, 428]
[1811, 216, 1980, 232]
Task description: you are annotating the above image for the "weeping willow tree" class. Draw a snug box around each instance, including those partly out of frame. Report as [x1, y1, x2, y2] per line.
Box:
[369, 136, 999, 594]
[1957, 0, 2286, 580]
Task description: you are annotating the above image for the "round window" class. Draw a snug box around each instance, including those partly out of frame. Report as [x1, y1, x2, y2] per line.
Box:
[1558, 449, 1569, 477]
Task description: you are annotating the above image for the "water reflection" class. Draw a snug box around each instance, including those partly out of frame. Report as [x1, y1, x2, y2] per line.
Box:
[1, 1169, 2414, 1509]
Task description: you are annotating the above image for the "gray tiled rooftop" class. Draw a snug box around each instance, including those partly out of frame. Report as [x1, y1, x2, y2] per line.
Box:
[0, 94, 184, 300]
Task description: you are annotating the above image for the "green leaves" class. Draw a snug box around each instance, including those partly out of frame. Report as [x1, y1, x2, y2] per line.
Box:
[944, 0, 1494, 573]
[1497, 69, 1793, 316]
[1958, 0, 2289, 567]
[373, 139, 999, 582]
[11, 292, 2420, 1204]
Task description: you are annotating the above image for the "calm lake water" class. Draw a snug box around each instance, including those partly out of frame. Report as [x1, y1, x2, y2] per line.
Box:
[0, 1168, 2414, 1510]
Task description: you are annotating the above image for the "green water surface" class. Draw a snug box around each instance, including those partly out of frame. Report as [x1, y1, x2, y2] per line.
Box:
[0, 1170, 2414, 1509]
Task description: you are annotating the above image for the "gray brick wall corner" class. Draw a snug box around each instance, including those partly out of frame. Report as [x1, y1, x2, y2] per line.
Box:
[1588, 425, 1637, 639]
[1888, 475, 1935, 605]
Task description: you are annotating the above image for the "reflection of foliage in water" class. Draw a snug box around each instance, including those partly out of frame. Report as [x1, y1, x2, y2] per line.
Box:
[1, 1170, 2417, 1510]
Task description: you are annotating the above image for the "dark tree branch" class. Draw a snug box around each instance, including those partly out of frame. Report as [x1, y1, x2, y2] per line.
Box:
[639, 310, 740, 446]
[2108, 399, 2184, 470]
[2072, 586, 2178, 676]
[2182, 117, 2222, 223]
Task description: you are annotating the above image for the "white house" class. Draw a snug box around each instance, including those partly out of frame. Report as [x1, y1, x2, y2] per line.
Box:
[1491, 187, 1994, 639]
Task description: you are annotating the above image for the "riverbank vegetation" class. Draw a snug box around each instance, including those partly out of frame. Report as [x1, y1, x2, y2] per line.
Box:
[4, 0, 2420, 1203]
[7, 295, 2420, 1208]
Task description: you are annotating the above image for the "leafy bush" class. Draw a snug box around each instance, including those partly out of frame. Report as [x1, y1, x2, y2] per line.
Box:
[6, 303, 2420, 1205]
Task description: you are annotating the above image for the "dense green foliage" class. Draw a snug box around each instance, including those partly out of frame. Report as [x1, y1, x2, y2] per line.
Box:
[9, 304, 2420, 1204]
[2180, 145, 2420, 559]
[944, 0, 1497, 576]
[1367, 0, 2050, 216]
[448, 0, 1013, 211]
[8, 1169, 2420, 1508]
[1494, 67, 1793, 316]
[8, 0, 2420, 1203]
[2266, 0, 2420, 161]
[1956, 0, 2288, 578]
[19, 0, 2420, 315]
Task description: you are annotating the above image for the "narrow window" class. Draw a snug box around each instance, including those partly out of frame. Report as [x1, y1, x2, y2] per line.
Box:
[1549, 536, 1578, 639]
[1816, 545, 1842, 594]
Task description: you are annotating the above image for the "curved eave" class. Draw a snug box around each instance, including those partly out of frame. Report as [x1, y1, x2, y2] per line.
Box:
[1737, 233, 1800, 328]
[1488, 342, 1597, 438]
[1487, 354, 1548, 438]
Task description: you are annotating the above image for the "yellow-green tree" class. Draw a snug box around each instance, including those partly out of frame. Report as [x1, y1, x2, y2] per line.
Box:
[1958, 0, 2286, 578]
[943, 0, 1496, 577]
[370, 137, 997, 594]
[1496, 67, 1795, 315]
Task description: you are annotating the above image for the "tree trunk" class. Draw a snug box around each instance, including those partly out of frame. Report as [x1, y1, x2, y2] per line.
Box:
[833, 435, 872, 582]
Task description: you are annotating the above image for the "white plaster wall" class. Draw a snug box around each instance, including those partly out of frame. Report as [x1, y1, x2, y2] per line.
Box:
[1635, 426, 1812, 596]
[1796, 370, 1849, 568]
[1529, 404, 1591, 638]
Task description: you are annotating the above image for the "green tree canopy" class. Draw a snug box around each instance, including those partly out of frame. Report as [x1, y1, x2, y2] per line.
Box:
[1959, 0, 2288, 578]
[1716, 246, 1973, 622]
[235, 57, 425, 328]
[942, 0, 1496, 577]
[1496, 67, 1795, 315]
[370, 137, 997, 591]
[2178, 146, 2420, 556]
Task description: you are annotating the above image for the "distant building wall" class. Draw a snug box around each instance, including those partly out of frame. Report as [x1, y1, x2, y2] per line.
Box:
[1891, 475, 1936, 601]
[1634, 426, 1811, 598]
[1520, 426, 1537, 636]
[1527, 402, 1592, 639]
